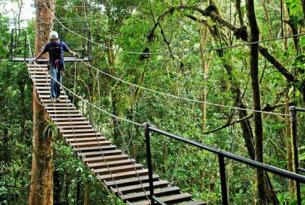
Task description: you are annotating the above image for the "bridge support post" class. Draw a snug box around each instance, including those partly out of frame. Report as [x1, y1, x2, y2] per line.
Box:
[145, 123, 155, 205]
[218, 154, 228, 205]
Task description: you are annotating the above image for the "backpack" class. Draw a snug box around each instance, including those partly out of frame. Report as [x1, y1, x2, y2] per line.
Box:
[48, 41, 64, 70]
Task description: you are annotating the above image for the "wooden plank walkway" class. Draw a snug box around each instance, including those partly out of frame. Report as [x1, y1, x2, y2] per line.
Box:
[27, 64, 206, 205]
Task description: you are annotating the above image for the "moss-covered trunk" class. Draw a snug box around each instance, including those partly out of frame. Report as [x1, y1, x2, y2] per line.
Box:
[29, 0, 55, 204]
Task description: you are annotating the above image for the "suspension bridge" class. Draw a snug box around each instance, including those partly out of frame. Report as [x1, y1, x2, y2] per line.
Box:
[26, 63, 207, 205]
[9, 7, 305, 204]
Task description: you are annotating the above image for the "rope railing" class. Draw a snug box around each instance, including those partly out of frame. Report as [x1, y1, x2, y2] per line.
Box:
[79, 60, 290, 117]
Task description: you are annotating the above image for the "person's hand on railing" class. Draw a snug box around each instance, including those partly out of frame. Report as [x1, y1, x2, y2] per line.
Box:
[29, 57, 37, 64]
[72, 52, 80, 58]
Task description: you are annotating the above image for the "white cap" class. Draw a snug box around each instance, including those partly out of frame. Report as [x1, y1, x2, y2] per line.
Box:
[49, 31, 59, 40]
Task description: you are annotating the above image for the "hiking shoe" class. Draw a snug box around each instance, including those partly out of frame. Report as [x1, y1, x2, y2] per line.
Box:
[50, 98, 56, 103]
[56, 98, 60, 102]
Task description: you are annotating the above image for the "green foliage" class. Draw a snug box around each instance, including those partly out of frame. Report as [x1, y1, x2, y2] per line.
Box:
[286, 0, 304, 26]
[2, 0, 305, 204]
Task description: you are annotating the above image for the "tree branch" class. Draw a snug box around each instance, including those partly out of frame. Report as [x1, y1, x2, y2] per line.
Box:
[236, 0, 244, 26]
[203, 104, 284, 135]
[149, 5, 305, 98]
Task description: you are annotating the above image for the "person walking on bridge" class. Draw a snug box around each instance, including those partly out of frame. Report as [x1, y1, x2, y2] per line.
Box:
[34, 31, 77, 102]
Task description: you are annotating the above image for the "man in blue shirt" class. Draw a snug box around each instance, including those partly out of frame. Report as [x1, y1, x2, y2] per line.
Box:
[34, 31, 77, 102]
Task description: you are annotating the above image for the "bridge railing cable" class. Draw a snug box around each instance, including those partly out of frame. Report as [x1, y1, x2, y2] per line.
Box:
[78, 59, 289, 117]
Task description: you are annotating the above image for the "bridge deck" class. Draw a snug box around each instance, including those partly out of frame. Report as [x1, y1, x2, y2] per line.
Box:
[27, 63, 206, 205]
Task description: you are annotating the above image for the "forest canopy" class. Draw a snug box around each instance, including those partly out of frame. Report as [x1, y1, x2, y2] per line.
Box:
[1, 0, 305, 204]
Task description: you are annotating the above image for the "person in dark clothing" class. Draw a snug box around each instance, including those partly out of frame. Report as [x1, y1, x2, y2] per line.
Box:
[34, 31, 77, 102]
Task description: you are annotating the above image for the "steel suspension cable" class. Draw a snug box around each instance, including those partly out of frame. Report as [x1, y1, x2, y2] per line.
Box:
[78, 60, 290, 117]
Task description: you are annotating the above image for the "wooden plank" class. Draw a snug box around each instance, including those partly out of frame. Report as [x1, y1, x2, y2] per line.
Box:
[62, 132, 102, 138]
[28, 69, 48, 72]
[121, 186, 180, 201]
[35, 83, 50, 86]
[60, 125, 92, 129]
[31, 75, 49, 78]
[105, 175, 159, 187]
[98, 169, 148, 181]
[112, 180, 169, 194]
[40, 95, 69, 99]
[55, 121, 90, 126]
[73, 145, 116, 152]
[51, 117, 87, 122]
[176, 201, 207, 205]
[34, 79, 51, 82]
[87, 159, 136, 169]
[129, 193, 193, 205]
[83, 154, 129, 163]
[50, 114, 86, 122]
[46, 107, 77, 111]
[48, 110, 79, 114]
[34, 87, 50, 90]
[45, 103, 75, 107]
[37, 91, 51, 94]
[66, 136, 104, 142]
[70, 140, 112, 148]
[60, 128, 95, 133]
[77, 149, 122, 157]
[32, 74, 48, 76]
[50, 114, 83, 118]
[41, 99, 71, 103]
[93, 164, 143, 175]
[28, 64, 48, 67]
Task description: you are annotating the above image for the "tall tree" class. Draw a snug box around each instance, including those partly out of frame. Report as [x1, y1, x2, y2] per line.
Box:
[246, 0, 266, 204]
[29, 0, 55, 204]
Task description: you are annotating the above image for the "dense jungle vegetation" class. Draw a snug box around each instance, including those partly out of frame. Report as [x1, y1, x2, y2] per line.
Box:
[1, 0, 305, 204]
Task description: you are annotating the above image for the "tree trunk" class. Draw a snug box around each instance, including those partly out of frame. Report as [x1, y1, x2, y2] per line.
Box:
[29, 0, 55, 205]
[302, 0, 305, 25]
[83, 183, 89, 205]
[224, 62, 279, 205]
[76, 175, 81, 205]
[107, 40, 122, 146]
[235, 0, 244, 26]
[199, 26, 209, 131]
[285, 96, 295, 194]
[246, 0, 266, 204]
[261, 0, 272, 35]
[64, 173, 69, 205]
[53, 170, 62, 205]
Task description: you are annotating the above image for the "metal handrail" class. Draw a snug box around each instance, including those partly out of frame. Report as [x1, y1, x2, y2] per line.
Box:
[144, 123, 305, 205]
[9, 28, 30, 62]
